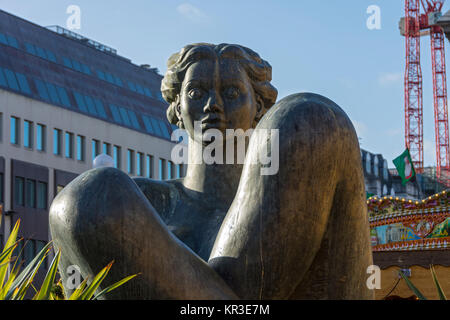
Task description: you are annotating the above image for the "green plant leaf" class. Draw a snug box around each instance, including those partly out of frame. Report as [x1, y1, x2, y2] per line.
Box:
[68, 278, 89, 300]
[33, 250, 61, 300]
[79, 261, 114, 300]
[4, 242, 51, 300]
[430, 265, 446, 300]
[399, 270, 427, 300]
[93, 273, 140, 300]
[0, 220, 20, 289]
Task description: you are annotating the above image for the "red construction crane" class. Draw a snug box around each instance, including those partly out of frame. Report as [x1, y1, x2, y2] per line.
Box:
[401, 0, 450, 185]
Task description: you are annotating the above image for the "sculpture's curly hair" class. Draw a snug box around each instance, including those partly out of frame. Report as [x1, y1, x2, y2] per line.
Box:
[161, 43, 278, 128]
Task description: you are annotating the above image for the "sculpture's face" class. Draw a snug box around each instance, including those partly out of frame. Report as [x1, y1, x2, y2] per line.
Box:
[179, 58, 257, 141]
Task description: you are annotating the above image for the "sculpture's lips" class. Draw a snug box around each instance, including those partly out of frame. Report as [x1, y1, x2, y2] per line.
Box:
[200, 114, 225, 129]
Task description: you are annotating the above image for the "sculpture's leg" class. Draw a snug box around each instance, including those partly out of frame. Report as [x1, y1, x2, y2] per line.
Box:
[49, 167, 237, 299]
[209, 93, 374, 299]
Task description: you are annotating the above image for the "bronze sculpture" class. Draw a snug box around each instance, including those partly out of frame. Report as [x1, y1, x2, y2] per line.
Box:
[49, 43, 374, 299]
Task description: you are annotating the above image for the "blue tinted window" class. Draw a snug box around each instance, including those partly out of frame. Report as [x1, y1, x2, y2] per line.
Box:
[109, 105, 122, 123]
[114, 76, 123, 86]
[15, 73, 31, 94]
[128, 110, 140, 129]
[119, 107, 131, 126]
[76, 135, 84, 161]
[159, 121, 170, 139]
[56, 86, 71, 107]
[105, 73, 114, 83]
[25, 43, 36, 55]
[37, 124, 45, 151]
[46, 50, 57, 62]
[10, 117, 18, 144]
[53, 129, 61, 155]
[45, 83, 61, 104]
[136, 153, 142, 176]
[0, 68, 6, 87]
[35, 46, 47, 59]
[94, 99, 107, 118]
[84, 96, 97, 115]
[73, 92, 88, 112]
[128, 82, 136, 92]
[35, 79, 50, 100]
[24, 120, 31, 148]
[81, 64, 91, 75]
[144, 87, 153, 97]
[72, 60, 81, 72]
[150, 117, 162, 136]
[63, 57, 72, 68]
[92, 140, 99, 161]
[135, 84, 145, 95]
[65, 132, 73, 158]
[4, 69, 19, 91]
[6, 35, 18, 48]
[97, 70, 105, 80]
[168, 161, 172, 179]
[113, 146, 120, 168]
[159, 159, 163, 180]
[0, 33, 7, 45]
[142, 116, 154, 134]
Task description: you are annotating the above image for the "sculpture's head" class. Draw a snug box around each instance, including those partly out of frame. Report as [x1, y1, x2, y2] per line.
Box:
[161, 43, 278, 140]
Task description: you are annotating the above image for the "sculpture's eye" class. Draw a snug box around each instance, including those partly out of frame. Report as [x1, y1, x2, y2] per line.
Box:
[188, 88, 204, 100]
[223, 87, 240, 100]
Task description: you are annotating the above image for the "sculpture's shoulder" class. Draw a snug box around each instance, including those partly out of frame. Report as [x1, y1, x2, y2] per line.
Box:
[133, 177, 182, 221]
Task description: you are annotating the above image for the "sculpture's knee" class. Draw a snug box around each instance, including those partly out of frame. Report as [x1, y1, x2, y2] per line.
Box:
[49, 167, 144, 269]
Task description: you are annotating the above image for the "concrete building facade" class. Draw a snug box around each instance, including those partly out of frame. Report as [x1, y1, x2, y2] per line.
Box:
[0, 9, 183, 273]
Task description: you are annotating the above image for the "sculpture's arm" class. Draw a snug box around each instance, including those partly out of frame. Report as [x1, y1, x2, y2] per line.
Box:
[50, 167, 238, 299]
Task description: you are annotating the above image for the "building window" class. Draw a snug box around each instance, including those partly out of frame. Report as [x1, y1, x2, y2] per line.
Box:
[136, 152, 143, 176]
[65, 132, 74, 158]
[76, 135, 85, 161]
[146, 155, 153, 178]
[37, 124, 46, 151]
[176, 164, 181, 179]
[113, 146, 121, 169]
[14, 176, 24, 206]
[37, 182, 47, 209]
[92, 139, 100, 161]
[103, 142, 111, 155]
[23, 120, 33, 148]
[26, 179, 36, 208]
[168, 161, 173, 180]
[127, 149, 135, 174]
[53, 129, 62, 155]
[159, 159, 166, 180]
[10, 116, 19, 145]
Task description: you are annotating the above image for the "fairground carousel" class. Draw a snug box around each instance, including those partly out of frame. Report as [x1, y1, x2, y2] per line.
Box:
[368, 190, 450, 299]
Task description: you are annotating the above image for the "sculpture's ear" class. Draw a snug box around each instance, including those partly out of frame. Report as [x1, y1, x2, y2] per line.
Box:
[174, 95, 185, 129]
[253, 94, 265, 127]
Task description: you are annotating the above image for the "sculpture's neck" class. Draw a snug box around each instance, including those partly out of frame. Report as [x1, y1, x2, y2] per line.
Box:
[181, 138, 244, 210]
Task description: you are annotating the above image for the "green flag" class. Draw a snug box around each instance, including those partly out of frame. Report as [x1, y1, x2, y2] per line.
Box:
[393, 148, 416, 185]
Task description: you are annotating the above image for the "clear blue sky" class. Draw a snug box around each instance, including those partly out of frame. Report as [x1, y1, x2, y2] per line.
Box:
[2, 0, 450, 167]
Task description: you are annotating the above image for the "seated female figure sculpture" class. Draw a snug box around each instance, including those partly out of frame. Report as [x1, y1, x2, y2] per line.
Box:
[49, 43, 374, 299]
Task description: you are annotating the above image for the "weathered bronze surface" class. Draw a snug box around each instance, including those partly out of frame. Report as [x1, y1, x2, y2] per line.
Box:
[49, 43, 374, 299]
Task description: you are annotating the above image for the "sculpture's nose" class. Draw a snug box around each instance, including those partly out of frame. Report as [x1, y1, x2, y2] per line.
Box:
[203, 90, 224, 114]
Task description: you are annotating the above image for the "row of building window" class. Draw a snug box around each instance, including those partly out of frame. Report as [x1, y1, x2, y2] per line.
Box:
[0, 30, 164, 103]
[14, 176, 47, 209]
[6, 114, 184, 179]
[0, 66, 173, 140]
